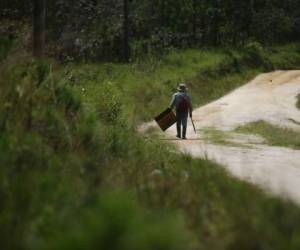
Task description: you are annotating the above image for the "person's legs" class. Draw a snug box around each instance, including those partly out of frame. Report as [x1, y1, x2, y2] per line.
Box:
[176, 112, 182, 138]
[181, 113, 188, 139]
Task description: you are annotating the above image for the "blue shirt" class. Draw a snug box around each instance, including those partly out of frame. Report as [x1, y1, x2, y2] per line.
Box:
[170, 91, 193, 113]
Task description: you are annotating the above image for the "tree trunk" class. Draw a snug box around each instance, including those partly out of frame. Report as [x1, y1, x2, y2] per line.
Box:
[211, 1, 220, 46]
[123, 0, 130, 62]
[192, 0, 197, 44]
[161, 0, 166, 26]
[33, 0, 46, 59]
[248, 0, 255, 40]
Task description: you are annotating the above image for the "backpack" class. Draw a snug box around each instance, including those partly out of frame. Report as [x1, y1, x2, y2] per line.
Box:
[177, 95, 189, 112]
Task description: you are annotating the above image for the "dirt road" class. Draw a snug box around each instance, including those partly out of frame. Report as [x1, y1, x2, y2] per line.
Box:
[143, 71, 300, 204]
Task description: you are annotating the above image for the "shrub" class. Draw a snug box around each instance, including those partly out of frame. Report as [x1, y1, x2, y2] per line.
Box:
[56, 81, 81, 114]
[42, 192, 188, 250]
[0, 37, 14, 62]
[243, 41, 267, 67]
[96, 81, 123, 124]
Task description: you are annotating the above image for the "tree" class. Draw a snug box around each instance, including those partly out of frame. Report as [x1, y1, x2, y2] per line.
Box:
[33, 0, 46, 58]
[123, 0, 130, 62]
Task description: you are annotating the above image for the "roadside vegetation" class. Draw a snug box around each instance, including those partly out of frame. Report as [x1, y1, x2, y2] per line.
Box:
[2, 40, 300, 250]
[297, 94, 300, 110]
[72, 42, 300, 122]
[236, 121, 300, 149]
[200, 128, 247, 147]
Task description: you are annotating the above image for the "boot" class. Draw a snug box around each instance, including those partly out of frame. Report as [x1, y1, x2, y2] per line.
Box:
[182, 126, 187, 139]
[176, 125, 181, 138]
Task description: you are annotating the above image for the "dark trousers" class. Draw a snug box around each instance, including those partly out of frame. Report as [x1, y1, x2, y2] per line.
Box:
[176, 111, 188, 138]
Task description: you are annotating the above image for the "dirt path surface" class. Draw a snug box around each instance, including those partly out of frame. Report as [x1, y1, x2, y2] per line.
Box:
[142, 70, 300, 204]
[191, 70, 300, 131]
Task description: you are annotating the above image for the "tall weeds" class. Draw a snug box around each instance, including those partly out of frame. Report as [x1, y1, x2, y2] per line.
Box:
[1, 43, 300, 250]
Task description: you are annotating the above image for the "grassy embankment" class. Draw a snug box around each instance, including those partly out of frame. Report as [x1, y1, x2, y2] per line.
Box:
[2, 40, 300, 250]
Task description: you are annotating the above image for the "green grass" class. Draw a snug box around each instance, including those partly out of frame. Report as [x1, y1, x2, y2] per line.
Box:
[2, 43, 300, 250]
[236, 121, 300, 149]
[201, 128, 247, 147]
[69, 47, 257, 122]
[200, 128, 261, 148]
[297, 94, 300, 110]
[267, 43, 300, 69]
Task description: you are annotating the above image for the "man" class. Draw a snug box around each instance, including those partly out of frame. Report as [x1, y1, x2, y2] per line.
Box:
[169, 83, 193, 139]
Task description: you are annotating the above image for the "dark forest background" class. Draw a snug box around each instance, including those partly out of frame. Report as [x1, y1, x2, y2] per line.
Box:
[1, 0, 300, 61]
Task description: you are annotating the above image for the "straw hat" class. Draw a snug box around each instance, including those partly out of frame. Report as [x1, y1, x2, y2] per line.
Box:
[177, 83, 188, 91]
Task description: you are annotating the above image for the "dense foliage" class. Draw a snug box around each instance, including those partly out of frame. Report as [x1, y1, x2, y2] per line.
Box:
[1, 0, 300, 61]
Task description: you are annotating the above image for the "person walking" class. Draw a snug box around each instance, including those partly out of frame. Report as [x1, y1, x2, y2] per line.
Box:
[169, 83, 193, 139]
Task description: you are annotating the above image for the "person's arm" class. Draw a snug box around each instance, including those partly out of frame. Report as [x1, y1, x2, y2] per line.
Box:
[169, 94, 176, 110]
